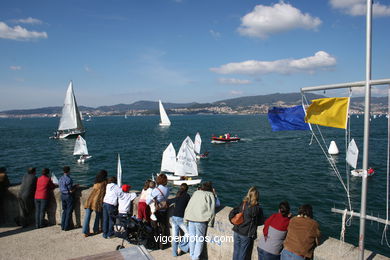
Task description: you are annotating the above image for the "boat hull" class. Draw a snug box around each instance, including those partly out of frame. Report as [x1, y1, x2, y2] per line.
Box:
[160, 173, 181, 181]
[211, 137, 240, 144]
[77, 155, 92, 163]
[173, 179, 202, 186]
[159, 123, 171, 126]
[351, 169, 374, 177]
[51, 129, 86, 139]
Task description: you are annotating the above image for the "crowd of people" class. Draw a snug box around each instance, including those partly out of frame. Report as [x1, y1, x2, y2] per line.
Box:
[0, 166, 321, 260]
[229, 191, 320, 260]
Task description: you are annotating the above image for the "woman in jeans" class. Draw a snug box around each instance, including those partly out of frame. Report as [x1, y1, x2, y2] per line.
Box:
[184, 181, 216, 260]
[230, 186, 264, 260]
[146, 174, 170, 249]
[281, 204, 320, 260]
[258, 201, 291, 260]
[167, 183, 191, 256]
[82, 170, 107, 237]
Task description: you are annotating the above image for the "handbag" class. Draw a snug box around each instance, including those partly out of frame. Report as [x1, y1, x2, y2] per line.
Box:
[230, 202, 246, 225]
[154, 187, 169, 211]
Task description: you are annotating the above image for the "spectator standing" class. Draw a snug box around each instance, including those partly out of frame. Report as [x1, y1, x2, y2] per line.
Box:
[146, 174, 170, 249]
[0, 167, 10, 224]
[184, 181, 216, 260]
[167, 183, 191, 257]
[230, 186, 264, 260]
[258, 201, 291, 260]
[102, 176, 123, 239]
[137, 180, 152, 222]
[82, 170, 108, 237]
[118, 184, 137, 216]
[281, 204, 320, 260]
[59, 166, 77, 231]
[34, 168, 56, 228]
[16, 167, 37, 227]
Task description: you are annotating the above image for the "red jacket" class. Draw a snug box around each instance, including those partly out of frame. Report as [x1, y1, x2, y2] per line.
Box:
[35, 175, 55, 200]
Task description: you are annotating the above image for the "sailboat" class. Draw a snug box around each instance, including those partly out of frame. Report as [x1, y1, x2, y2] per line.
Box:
[117, 153, 122, 187]
[160, 143, 180, 181]
[73, 135, 92, 163]
[52, 81, 85, 139]
[173, 136, 201, 186]
[194, 132, 201, 154]
[159, 100, 171, 126]
[194, 132, 206, 159]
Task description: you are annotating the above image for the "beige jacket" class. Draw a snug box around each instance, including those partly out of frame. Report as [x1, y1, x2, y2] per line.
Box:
[184, 190, 215, 227]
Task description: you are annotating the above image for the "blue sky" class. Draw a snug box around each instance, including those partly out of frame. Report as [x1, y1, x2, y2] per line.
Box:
[1, 0, 390, 110]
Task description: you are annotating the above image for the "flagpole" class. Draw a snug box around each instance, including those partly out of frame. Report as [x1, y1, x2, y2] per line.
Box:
[358, 0, 372, 259]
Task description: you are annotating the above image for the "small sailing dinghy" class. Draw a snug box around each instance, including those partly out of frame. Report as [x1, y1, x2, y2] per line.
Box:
[160, 143, 181, 181]
[117, 153, 122, 187]
[173, 136, 201, 186]
[73, 135, 92, 163]
[194, 132, 202, 159]
[346, 139, 375, 177]
[159, 100, 171, 126]
[51, 81, 85, 139]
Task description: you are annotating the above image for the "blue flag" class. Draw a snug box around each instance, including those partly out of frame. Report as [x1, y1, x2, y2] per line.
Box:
[268, 105, 310, 131]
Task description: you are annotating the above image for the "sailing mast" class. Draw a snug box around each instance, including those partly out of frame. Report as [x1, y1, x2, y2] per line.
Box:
[358, 1, 372, 258]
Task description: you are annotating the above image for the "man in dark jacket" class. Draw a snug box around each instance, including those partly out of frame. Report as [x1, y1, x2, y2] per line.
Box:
[0, 167, 10, 224]
[16, 167, 37, 227]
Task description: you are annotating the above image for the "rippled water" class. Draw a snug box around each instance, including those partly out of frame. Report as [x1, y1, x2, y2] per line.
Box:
[0, 115, 389, 256]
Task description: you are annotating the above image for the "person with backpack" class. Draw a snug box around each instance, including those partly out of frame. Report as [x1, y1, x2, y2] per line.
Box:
[229, 186, 264, 260]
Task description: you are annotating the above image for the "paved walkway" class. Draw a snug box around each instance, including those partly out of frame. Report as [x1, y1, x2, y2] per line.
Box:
[0, 225, 189, 260]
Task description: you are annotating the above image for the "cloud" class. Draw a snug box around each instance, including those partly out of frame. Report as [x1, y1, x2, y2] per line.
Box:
[10, 65, 22, 71]
[330, 0, 390, 16]
[209, 29, 221, 39]
[351, 86, 388, 96]
[218, 78, 252, 85]
[238, 1, 322, 39]
[0, 21, 48, 41]
[210, 51, 336, 75]
[12, 17, 43, 24]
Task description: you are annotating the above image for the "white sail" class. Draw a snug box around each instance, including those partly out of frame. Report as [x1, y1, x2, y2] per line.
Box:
[117, 153, 122, 187]
[58, 81, 84, 131]
[346, 139, 359, 169]
[182, 136, 195, 154]
[51, 172, 59, 185]
[161, 143, 176, 173]
[175, 140, 198, 177]
[159, 100, 171, 126]
[194, 132, 202, 154]
[73, 135, 89, 155]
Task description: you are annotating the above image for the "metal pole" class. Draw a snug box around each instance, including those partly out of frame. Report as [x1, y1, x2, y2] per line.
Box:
[359, 0, 372, 259]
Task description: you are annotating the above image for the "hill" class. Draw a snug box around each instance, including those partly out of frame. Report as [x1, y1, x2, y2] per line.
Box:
[0, 92, 387, 117]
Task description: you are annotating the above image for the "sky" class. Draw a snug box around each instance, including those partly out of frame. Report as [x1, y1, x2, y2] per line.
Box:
[1, 0, 390, 110]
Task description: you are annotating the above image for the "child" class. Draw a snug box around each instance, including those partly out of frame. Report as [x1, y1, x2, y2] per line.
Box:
[146, 181, 157, 221]
[118, 184, 137, 216]
[138, 180, 151, 222]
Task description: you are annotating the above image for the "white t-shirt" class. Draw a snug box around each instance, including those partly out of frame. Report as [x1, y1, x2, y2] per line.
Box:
[118, 192, 137, 214]
[103, 183, 124, 206]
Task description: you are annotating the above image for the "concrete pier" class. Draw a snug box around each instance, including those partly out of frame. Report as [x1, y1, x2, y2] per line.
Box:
[1, 185, 389, 260]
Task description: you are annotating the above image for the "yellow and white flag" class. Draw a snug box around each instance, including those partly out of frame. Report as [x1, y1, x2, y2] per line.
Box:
[305, 97, 349, 129]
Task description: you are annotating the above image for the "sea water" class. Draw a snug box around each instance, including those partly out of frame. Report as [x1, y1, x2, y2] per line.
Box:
[0, 115, 389, 256]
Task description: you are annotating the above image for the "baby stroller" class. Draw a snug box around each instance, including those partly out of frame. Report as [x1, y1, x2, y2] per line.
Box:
[114, 215, 156, 250]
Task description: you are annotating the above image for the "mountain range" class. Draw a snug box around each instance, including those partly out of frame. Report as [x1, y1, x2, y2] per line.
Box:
[1, 92, 387, 116]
